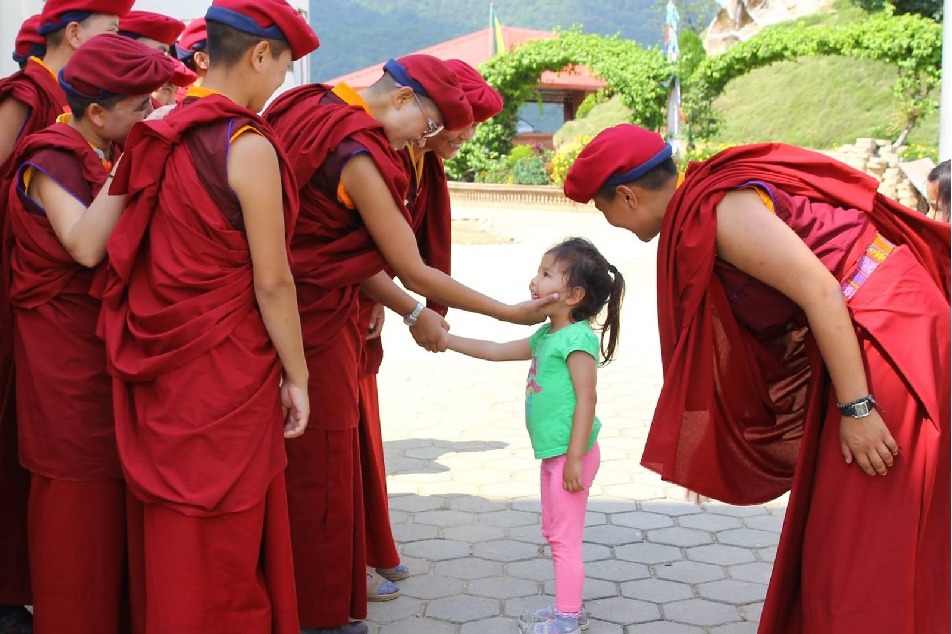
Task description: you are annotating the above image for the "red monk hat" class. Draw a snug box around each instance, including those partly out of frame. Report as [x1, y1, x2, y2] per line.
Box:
[173, 18, 208, 62]
[120, 11, 187, 47]
[383, 55, 473, 131]
[564, 123, 673, 203]
[444, 59, 503, 123]
[59, 33, 181, 99]
[13, 15, 45, 67]
[204, 0, 320, 61]
[38, 0, 135, 35]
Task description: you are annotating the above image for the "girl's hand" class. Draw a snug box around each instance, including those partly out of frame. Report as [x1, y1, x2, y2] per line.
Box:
[839, 410, 899, 476]
[281, 381, 310, 439]
[507, 293, 560, 325]
[410, 308, 449, 352]
[562, 456, 585, 493]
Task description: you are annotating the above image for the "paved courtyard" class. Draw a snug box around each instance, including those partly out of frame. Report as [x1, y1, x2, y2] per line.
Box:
[367, 201, 787, 633]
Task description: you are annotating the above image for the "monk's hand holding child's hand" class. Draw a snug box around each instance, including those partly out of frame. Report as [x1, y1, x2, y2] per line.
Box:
[508, 293, 560, 325]
[839, 410, 899, 476]
[562, 456, 585, 493]
[281, 380, 310, 439]
[410, 308, 450, 353]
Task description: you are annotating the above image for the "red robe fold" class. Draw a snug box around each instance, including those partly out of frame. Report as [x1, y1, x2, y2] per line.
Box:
[3, 124, 118, 480]
[358, 148, 454, 567]
[0, 59, 69, 171]
[646, 143, 950, 633]
[0, 58, 68, 607]
[98, 94, 298, 516]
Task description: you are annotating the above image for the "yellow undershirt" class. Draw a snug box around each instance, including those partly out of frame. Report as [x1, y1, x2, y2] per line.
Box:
[331, 83, 373, 209]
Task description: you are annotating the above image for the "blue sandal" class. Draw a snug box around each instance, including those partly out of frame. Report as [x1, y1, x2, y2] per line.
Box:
[367, 572, 400, 602]
[375, 564, 410, 581]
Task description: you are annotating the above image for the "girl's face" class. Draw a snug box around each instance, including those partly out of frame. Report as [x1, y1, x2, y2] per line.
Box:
[529, 252, 573, 318]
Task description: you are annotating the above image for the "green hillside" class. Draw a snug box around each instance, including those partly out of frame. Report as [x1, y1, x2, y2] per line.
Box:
[708, 2, 940, 148]
[711, 56, 940, 148]
[308, 0, 671, 81]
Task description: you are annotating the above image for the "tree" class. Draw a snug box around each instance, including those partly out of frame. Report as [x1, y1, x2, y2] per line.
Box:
[850, 0, 943, 20]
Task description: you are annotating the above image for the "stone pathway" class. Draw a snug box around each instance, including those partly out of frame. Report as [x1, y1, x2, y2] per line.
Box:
[367, 202, 786, 633]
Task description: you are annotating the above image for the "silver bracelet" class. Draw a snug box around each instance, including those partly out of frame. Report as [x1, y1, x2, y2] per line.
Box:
[403, 301, 425, 327]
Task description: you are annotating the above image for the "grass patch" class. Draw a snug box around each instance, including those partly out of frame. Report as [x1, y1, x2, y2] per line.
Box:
[711, 55, 940, 149]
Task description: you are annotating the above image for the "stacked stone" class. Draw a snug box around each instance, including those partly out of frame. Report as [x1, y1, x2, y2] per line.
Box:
[828, 138, 922, 210]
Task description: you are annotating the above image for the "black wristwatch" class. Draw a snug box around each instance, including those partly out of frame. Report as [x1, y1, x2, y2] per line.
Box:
[838, 394, 877, 418]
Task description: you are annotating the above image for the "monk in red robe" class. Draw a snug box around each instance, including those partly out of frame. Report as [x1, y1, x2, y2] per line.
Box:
[564, 124, 950, 634]
[0, 34, 183, 634]
[264, 55, 553, 633]
[172, 18, 210, 88]
[118, 10, 193, 107]
[93, 2, 318, 633]
[0, 4, 132, 630]
[359, 59, 504, 595]
[11, 16, 45, 71]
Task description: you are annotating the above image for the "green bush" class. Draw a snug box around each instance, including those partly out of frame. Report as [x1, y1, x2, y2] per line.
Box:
[900, 144, 939, 162]
[511, 155, 550, 185]
[507, 144, 535, 166]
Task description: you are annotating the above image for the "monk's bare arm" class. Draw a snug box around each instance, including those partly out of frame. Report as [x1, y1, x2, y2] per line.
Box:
[343, 154, 555, 325]
[715, 189, 898, 476]
[360, 271, 449, 352]
[0, 97, 29, 166]
[32, 169, 126, 267]
[229, 133, 309, 396]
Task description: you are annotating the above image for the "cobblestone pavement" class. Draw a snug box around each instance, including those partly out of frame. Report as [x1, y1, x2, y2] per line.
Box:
[367, 202, 787, 633]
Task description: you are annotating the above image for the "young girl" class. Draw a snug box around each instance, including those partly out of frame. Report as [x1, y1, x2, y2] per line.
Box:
[447, 237, 625, 634]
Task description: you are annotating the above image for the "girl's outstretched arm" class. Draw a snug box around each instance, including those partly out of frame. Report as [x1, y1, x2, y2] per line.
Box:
[446, 334, 531, 362]
[564, 350, 597, 492]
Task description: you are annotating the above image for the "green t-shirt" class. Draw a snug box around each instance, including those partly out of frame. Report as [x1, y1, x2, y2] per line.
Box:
[525, 321, 602, 459]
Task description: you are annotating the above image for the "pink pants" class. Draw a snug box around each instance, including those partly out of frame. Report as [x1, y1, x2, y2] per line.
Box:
[540, 443, 600, 614]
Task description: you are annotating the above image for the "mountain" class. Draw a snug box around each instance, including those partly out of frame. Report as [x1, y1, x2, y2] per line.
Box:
[308, 0, 671, 82]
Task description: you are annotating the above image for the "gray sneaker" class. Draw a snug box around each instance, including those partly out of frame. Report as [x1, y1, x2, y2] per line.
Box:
[530, 606, 589, 631]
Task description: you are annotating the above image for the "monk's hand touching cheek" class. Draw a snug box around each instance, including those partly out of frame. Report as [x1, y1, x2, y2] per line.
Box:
[508, 293, 560, 325]
[410, 307, 449, 353]
[281, 381, 310, 438]
[839, 410, 899, 476]
[562, 456, 584, 493]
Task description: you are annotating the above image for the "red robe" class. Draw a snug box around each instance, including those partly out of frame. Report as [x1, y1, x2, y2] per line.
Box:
[0, 58, 68, 606]
[263, 84, 410, 626]
[0, 59, 69, 171]
[646, 143, 950, 633]
[97, 95, 300, 634]
[359, 148, 453, 568]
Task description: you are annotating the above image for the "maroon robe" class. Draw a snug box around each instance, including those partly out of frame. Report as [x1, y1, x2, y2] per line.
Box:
[97, 94, 300, 634]
[264, 84, 410, 627]
[359, 147, 453, 568]
[0, 58, 69, 607]
[646, 143, 949, 633]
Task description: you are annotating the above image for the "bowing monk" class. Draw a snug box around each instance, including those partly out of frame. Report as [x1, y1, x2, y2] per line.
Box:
[93, 1, 319, 632]
[564, 124, 950, 634]
[0, 2, 131, 629]
[359, 59, 504, 597]
[0, 34, 184, 634]
[264, 54, 553, 634]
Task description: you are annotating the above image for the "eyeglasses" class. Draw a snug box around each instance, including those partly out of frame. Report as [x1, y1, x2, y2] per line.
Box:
[409, 90, 444, 139]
